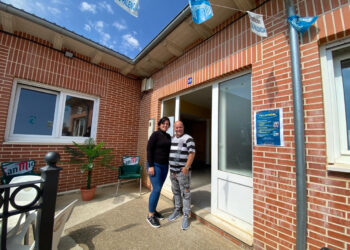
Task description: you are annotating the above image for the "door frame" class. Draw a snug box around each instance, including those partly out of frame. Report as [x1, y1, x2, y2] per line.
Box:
[211, 72, 253, 228]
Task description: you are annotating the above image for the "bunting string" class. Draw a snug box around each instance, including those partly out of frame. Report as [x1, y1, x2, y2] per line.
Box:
[210, 3, 242, 12]
[210, 0, 320, 36]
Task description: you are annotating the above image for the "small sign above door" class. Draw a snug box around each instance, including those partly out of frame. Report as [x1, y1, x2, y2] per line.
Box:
[187, 77, 193, 85]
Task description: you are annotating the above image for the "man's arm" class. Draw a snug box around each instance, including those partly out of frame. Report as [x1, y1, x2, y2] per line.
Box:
[182, 152, 195, 174]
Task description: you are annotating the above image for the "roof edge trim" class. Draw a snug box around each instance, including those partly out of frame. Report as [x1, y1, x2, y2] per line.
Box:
[0, 3, 191, 65]
[0, 3, 133, 63]
[133, 5, 191, 63]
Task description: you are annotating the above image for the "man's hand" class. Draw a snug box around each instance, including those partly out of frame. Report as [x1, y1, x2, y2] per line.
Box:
[148, 167, 155, 176]
[182, 167, 189, 175]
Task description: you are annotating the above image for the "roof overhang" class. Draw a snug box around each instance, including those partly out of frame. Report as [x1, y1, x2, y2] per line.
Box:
[0, 0, 256, 78]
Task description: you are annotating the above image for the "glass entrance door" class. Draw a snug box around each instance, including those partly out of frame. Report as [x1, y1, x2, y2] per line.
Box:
[212, 73, 253, 226]
[161, 97, 179, 198]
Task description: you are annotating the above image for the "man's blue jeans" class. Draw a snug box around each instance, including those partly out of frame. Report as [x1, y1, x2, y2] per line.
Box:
[170, 171, 191, 216]
[147, 162, 169, 213]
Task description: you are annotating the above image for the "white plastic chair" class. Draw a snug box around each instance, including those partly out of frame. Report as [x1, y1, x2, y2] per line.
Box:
[51, 199, 78, 250]
[5, 199, 78, 250]
[5, 212, 36, 250]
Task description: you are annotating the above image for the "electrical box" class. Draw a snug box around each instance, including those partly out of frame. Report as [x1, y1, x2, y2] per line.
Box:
[141, 78, 154, 92]
[148, 119, 155, 139]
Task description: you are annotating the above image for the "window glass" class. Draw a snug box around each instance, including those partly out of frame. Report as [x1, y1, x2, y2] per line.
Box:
[341, 59, 350, 150]
[218, 74, 252, 177]
[14, 88, 56, 135]
[8, 83, 98, 143]
[62, 96, 94, 137]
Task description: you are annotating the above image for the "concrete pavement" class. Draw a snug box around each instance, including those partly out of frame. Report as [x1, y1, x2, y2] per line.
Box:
[55, 182, 243, 250]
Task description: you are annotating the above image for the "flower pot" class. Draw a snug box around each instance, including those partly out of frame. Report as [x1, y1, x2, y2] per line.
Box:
[80, 186, 96, 201]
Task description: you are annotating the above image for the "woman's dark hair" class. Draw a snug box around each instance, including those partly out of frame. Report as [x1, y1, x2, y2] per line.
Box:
[158, 116, 170, 126]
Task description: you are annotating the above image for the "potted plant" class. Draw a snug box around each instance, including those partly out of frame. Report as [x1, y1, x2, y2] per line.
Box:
[65, 138, 114, 201]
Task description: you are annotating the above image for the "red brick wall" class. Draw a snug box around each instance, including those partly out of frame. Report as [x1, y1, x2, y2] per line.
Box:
[137, 0, 350, 249]
[0, 32, 141, 192]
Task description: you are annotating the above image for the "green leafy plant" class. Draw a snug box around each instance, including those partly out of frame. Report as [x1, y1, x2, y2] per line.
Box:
[65, 138, 114, 189]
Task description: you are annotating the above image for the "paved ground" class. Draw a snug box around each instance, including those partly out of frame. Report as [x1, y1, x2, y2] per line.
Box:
[55, 183, 243, 250]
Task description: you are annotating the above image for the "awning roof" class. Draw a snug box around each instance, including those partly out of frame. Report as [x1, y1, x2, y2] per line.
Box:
[0, 0, 256, 78]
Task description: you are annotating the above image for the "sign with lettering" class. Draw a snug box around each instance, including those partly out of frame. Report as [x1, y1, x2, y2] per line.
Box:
[1, 160, 35, 176]
[122, 156, 140, 165]
[255, 109, 283, 146]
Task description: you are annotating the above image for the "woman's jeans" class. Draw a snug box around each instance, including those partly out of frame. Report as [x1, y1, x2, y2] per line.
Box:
[147, 162, 169, 213]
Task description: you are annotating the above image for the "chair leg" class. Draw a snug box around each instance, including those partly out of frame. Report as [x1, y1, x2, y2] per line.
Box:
[139, 178, 142, 197]
[116, 180, 120, 196]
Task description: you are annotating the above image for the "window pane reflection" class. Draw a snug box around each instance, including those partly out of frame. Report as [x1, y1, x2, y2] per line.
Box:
[14, 88, 56, 135]
[62, 96, 94, 137]
[341, 59, 350, 150]
[218, 74, 252, 177]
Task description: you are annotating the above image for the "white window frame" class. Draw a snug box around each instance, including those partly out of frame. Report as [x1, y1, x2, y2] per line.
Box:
[321, 39, 350, 172]
[5, 79, 100, 144]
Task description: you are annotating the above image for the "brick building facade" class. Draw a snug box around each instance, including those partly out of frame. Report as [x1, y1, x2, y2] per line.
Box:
[0, 32, 141, 191]
[138, 1, 350, 249]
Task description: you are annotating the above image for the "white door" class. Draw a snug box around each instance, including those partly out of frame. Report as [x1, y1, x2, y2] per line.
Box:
[161, 97, 180, 198]
[211, 73, 253, 226]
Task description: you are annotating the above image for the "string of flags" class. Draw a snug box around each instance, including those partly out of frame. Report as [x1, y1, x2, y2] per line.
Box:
[113, 0, 318, 37]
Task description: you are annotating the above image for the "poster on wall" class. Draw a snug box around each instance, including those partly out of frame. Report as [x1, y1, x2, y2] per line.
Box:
[255, 108, 284, 146]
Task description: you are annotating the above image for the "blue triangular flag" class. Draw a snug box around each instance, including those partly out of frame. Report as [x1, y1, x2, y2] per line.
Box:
[287, 15, 318, 34]
[189, 0, 213, 24]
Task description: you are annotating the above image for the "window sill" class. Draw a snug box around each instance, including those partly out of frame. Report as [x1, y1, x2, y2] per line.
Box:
[327, 163, 350, 173]
[4, 137, 92, 145]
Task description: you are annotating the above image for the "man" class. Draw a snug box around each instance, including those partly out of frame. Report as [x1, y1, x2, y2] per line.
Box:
[168, 121, 195, 230]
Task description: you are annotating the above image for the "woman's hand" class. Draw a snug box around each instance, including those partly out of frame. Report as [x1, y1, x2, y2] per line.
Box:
[148, 166, 155, 176]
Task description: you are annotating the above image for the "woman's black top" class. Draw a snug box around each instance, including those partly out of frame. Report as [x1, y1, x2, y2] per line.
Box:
[147, 129, 171, 166]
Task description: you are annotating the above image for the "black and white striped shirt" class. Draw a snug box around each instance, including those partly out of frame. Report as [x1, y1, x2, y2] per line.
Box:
[169, 134, 195, 172]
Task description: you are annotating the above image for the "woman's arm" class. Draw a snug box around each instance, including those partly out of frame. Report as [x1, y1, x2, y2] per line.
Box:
[147, 132, 157, 175]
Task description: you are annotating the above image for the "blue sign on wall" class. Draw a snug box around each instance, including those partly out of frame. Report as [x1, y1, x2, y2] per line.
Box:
[187, 77, 193, 85]
[255, 108, 283, 146]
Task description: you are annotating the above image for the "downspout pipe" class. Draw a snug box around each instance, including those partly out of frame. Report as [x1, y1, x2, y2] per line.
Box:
[284, 1, 307, 249]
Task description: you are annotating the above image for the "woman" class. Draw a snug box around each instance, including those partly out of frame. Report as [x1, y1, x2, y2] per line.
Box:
[146, 117, 171, 228]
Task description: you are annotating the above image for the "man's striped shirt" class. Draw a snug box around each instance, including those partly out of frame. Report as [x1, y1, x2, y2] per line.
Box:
[169, 134, 195, 172]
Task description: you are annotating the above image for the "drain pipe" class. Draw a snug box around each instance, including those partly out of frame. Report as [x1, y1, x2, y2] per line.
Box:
[284, 0, 307, 249]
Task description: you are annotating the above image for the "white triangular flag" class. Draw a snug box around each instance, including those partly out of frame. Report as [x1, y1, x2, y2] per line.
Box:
[114, 0, 139, 17]
[247, 11, 267, 37]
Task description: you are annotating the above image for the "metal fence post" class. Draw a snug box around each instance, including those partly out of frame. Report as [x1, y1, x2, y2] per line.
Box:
[35, 152, 62, 250]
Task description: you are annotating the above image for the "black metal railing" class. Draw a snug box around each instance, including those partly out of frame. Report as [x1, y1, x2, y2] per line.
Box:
[0, 152, 61, 250]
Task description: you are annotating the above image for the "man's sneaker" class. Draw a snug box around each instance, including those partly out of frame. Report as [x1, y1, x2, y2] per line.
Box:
[181, 215, 190, 230]
[154, 211, 165, 220]
[146, 215, 160, 228]
[168, 209, 181, 221]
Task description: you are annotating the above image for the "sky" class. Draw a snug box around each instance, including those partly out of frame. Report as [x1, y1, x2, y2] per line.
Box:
[1, 0, 189, 59]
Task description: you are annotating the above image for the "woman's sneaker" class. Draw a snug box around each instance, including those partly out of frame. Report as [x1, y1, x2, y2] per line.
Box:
[146, 215, 160, 228]
[154, 211, 165, 220]
[168, 209, 181, 221]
